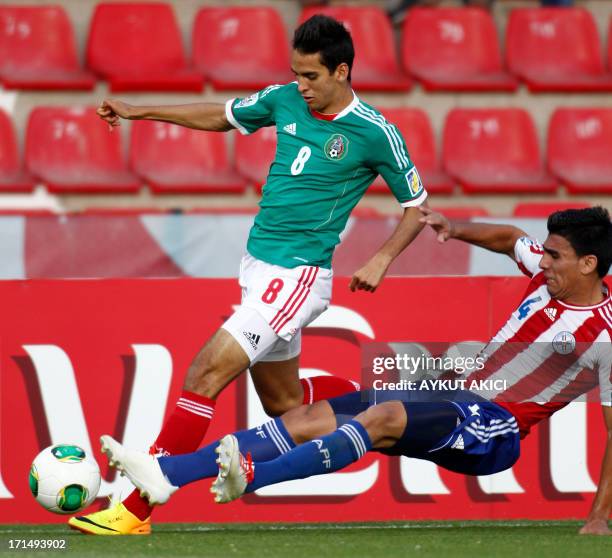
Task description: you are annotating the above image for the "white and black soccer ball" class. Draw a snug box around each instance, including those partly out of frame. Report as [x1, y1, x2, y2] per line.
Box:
[29, 444, 101, 514]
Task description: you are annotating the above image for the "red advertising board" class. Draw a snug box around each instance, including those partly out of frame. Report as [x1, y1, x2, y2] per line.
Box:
[0, 278, 605, 523]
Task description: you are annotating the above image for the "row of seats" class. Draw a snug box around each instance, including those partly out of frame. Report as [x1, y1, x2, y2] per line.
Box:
[0, 203, 594, 219]
[1, 107, 611, 195]
[1, 5, 612, 92]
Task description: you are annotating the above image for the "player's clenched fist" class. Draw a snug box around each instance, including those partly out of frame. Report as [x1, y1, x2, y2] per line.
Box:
[349, 254, 391, 293]
[418, 206, 454, 243]
[97, 99, 134, 129]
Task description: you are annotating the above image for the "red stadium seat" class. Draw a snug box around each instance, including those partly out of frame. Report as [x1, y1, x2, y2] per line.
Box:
[370, 108, 454, 195]
[235, 127, 277, 193]
[547, 108, 612, 194]
[401, 8, 517, 92]
[513, 202, 591, 217]
[25, 107, 140, 194]
[506, 8, 612, 92]
[0, 109, 34, 192]
[0, 6, 94, 90]
[130, 121, 245, 194]
[193, 7, 292, 90]
[443, 108, 557, 194]
[299, 6, 411, 92]
[86, 3, 203, 92]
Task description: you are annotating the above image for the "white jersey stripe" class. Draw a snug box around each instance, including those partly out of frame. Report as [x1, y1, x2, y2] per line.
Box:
[600, 305, 612, 329]
[355, 104, 410, 168]
[353, 105, 407, 170]
[355, 104, 408, 168]
[360, 105, 410, 168]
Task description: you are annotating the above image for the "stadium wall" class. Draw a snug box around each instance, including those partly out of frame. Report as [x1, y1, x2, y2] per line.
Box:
[2, 277, 606, 523]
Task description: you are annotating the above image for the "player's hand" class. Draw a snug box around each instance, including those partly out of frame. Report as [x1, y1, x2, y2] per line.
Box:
[418, 206, 454, 243]
[349, 254, 390, 293]
[579, 519, 611, 535]
[96, 99, 133, 130]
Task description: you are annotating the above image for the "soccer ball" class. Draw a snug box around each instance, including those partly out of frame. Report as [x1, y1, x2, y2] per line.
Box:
[29, 444, 101, 514]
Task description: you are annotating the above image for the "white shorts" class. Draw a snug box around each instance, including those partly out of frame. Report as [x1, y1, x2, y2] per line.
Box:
[221, 253, 332, 364]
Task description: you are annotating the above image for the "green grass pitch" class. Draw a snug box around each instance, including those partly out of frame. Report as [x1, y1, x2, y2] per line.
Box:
[0, 521, 610, 558]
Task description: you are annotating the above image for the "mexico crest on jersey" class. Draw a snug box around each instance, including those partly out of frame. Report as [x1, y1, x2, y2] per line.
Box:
[324, 134, 349, 161]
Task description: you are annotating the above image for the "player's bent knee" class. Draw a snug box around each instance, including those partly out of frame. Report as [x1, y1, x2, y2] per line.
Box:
[356, 402, 406, 446]
[281, 401, 336, 443]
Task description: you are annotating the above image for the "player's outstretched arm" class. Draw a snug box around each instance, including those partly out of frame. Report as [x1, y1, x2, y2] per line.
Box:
[96, 99, 233, 132]
[580, 406, 612, 535]
[418, 207, 527, 261]
[350, 205, 425, 293]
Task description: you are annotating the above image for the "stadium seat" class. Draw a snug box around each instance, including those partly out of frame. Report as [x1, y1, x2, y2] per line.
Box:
[193, 7, 292, 90]
[0, 6, 95, 90]
[513, 202, 591, 217]
[0, 109, 34, 192]
[506, 8, 612, 92]
[401, 8, 517, 92]
[235, 127, 277, 193]
[370, 108, 454, 194]
[129, 120, 245, 194]
[299, 6, 411, 91]
[25, 107, 140, 194]
[86, 3, 203, 92]
[547, 108, 612, 194]
[442, 108, 557, 194]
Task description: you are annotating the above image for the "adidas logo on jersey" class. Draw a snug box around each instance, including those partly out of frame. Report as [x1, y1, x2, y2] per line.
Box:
[544, 307, 558, 322]
[243, 331, 261, 350]
[283, 123, 297, 135]
[451, 434, 465, 450]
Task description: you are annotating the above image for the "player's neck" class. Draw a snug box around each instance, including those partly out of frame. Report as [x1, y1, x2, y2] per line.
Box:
[560, 280, 606, 307]
[318, 87, 354, 116]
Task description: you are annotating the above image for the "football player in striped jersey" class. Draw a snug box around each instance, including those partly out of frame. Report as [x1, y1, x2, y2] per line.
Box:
[97, 207, 610, 535]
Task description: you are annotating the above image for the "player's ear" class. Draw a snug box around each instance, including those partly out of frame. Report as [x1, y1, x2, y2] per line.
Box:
[335, 63, 349, 83]
[579, 254, 598, 276]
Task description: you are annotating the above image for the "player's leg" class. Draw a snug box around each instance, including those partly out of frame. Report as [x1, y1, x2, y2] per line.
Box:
[91, 399, 339, 506]
[211, 399, 406, 501]
[249, 331, 361, 417]
[68, 307, 282, 534]
[249, 356, 303, 417]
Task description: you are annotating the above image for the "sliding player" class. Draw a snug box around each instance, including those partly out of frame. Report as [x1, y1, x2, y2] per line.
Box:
[69, 15, 426, 535]
[98, 207, 611, 535]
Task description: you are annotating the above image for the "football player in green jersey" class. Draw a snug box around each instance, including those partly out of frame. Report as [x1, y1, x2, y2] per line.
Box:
[72, 15, 427, 535]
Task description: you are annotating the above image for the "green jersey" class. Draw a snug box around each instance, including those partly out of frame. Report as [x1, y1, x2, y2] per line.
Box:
[226, 83, 427, 269]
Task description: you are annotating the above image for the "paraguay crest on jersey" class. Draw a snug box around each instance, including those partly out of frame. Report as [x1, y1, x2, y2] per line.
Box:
[324, 134, 349, 160]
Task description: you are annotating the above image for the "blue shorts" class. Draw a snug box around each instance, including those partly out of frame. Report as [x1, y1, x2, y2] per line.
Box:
[327, 389, 520, 476]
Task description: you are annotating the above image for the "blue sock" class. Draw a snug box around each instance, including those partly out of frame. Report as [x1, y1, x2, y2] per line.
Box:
[158, 418, 295, 487]
[246, 420, 372, 493]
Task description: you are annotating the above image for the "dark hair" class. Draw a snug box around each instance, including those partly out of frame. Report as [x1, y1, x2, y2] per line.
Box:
[547, 206, 612, 277]
[293, 15, 354, 81]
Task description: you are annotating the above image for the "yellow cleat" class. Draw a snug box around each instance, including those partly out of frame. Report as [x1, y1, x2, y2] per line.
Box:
[68, 502, 151, 535]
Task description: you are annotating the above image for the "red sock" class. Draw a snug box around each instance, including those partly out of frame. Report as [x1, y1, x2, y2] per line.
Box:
[123, 390, 215, 520]
[300, 375, 361, 405]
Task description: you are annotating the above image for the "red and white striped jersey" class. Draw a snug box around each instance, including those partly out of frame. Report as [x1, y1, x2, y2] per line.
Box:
[472, 237, 612, 438]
